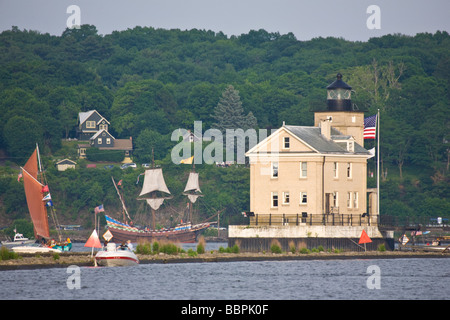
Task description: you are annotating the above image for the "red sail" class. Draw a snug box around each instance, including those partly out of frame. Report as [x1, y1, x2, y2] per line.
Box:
[23, 149, 39, 180]
[22, 150, 50, 239]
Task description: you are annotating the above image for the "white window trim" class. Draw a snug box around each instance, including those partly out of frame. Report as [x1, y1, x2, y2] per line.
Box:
[300, 161, 307, 178]
[86, 121, 96, 129]
[333, 192, 339, 208]
[353, 192, 359, 209]
[106, 138, 111, 144]
[282, 192, 290, 205]
[333, 162, 338, 179]
[98, 138, 102, 145]
[347, 191, 352, 208]
[300, 192, 307, 205]
[271, 192, 279, 208]
[347, 141, 354, 152]
[347, 163, 352, 179]
[283, 137, 290, 149]
[271, 162, 278, 179]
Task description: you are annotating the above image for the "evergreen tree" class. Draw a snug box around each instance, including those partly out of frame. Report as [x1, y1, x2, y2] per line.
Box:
[211, 85, 257, 132]
[211, 85, 258, 163]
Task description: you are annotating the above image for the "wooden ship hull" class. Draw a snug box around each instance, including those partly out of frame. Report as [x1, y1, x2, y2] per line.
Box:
[105, 215, 210, 243]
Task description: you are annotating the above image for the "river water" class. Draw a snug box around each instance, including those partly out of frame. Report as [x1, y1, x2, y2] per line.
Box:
[0, 243, 449, 301]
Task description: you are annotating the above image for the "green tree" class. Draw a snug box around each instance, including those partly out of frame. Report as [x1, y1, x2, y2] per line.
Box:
[211, 85, 257, 132]
[134, 129, 170, 162]
[3, 116, 43, 160]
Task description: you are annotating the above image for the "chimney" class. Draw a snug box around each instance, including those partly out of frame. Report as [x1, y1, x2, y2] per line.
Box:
[320, 119, 331, 140]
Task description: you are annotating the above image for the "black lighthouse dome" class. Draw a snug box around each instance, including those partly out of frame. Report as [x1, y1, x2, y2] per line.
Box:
[326, 73, 352, 111]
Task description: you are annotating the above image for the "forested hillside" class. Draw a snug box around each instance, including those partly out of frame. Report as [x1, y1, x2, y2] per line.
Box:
[0, 25, 448, 230]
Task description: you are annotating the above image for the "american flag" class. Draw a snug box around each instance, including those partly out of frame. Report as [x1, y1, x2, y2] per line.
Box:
[364, 115, 377, 139]
[95, 204, 105, 214]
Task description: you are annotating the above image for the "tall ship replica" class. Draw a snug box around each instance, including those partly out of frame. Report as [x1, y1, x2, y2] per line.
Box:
[105, 163, 211, 243]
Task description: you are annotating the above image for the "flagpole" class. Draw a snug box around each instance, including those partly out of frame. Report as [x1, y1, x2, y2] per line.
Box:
[377, 109, 380, 217]
[93, 209, 96, 257]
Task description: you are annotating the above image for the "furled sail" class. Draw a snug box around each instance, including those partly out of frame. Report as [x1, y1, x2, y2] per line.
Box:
[21, 150, 50, 238]
[138, 168, 172, 210]
[183, 172, 203, 203]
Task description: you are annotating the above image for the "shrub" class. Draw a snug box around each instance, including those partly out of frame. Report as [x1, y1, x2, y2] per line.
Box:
[160, 242, 179, 255]
[377, 244, 386, 252]
[318, 245, 324, 252]
[152, 241, 160, 253]
[300, 247, 310, 254]
[289, 241, 296, 254]
[0, 246, 19, 260]
[53, 253, 60, 260]
[270, 240, 282, 254]
[136, 242, 152, 254]
[187, 248, 197, 257]
[231, 244, 239, 254]
[197, 236, 206, 254]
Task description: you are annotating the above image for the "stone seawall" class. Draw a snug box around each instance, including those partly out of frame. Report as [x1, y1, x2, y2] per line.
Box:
[228, 225, 394, 252]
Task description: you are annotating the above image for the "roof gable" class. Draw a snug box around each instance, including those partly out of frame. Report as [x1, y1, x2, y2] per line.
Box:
[246, 125, 371, 156]
[56, 159, 77, 165]
[78, 110, 110, 125]
[90, 129, 115, 140]
[246, 127, 316, 156]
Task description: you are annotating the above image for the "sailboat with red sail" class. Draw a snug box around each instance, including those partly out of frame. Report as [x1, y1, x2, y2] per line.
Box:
[12, 145, 72, 253]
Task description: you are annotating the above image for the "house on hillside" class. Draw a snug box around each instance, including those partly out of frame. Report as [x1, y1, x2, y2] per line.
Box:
[55, 159, 77, 171]
[76, 110, 133, 161]
[77, 110, 110, 141]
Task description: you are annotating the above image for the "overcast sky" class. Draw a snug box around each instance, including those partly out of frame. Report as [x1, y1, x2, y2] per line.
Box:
[0, 0, 449, 41]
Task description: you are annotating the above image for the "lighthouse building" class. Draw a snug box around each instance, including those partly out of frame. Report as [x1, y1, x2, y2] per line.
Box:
[228, 74, 391, 252]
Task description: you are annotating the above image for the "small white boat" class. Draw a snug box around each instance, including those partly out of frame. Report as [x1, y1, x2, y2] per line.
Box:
[11, 244, 62, 253]
[95, 243, 139, 267]
[1, 233, 35, 247]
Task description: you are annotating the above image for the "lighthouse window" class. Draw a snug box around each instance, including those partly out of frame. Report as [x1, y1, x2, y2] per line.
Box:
[300, 192, 307, 205]
[283, 137, 290, 149]
[271, 162, 278, 178]
[282, 192, 290, 205]
[347, 141, 354, 152]
[333, 192, 339, 208]
[347, 192, 352, 208]
[347, 163, 352, 179]
[333, 162, 338, 178]
[300, 162, 307, 178]
[271, 192, 278, 208]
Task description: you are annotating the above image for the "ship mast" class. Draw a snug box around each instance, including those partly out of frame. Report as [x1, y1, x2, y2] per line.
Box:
[183, 162, 203, 223]
[137, 148, 172, 230]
